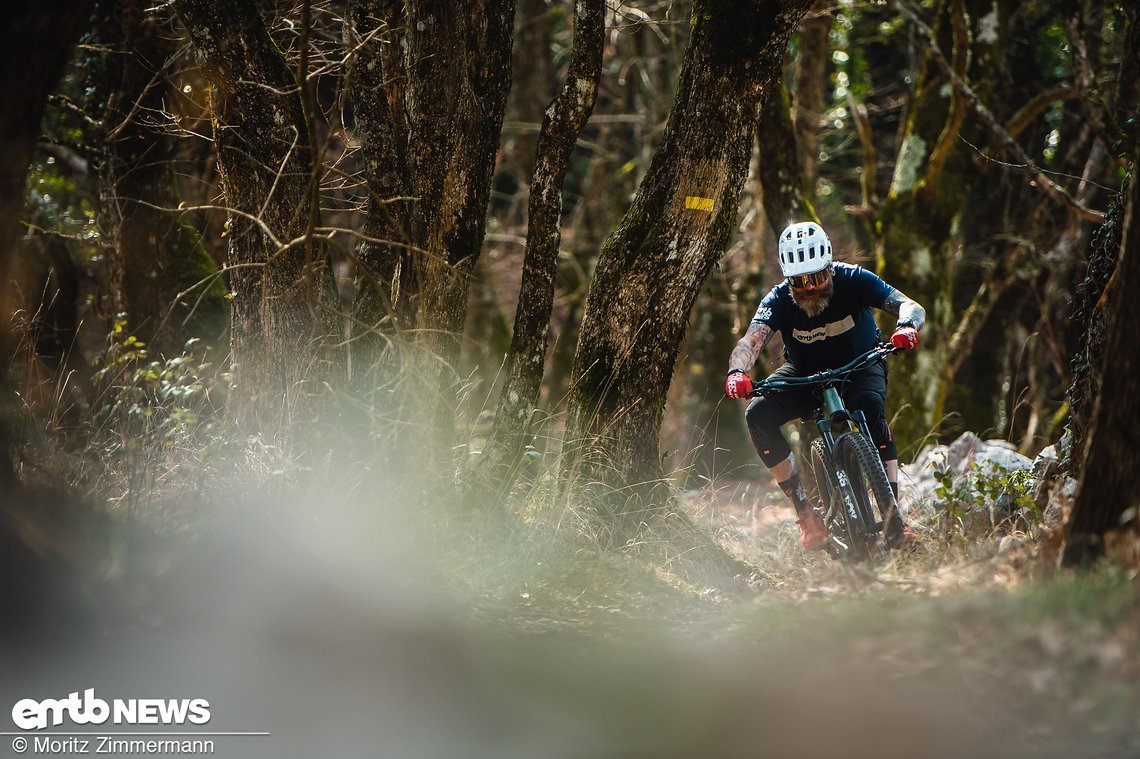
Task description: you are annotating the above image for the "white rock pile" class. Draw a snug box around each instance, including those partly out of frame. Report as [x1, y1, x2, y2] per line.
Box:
[898, 431, 1078, 534]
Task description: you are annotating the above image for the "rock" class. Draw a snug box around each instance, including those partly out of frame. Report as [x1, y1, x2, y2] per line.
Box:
[1031, 445, 1061, 513]
[1057, 429, 1072, 466]
[901, 432, 1045, 531]
[998, 534, 1024, 555]
[1044, 476, 1079, 526]
[973, 446, 1032, 474]
[945, 432, 981, 472]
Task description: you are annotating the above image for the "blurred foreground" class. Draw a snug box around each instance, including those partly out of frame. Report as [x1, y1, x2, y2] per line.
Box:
[2, 492, 1138, 759]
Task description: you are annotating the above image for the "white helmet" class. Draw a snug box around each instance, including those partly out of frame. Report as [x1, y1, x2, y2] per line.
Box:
[778, 221, 832, 277]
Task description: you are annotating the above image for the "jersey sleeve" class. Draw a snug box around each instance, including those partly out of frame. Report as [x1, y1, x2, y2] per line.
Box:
[750, 288, 782, 330]
[849, 265, 893, 306]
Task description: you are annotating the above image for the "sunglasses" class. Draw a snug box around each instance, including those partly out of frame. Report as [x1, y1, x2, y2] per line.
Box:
[787, 269, 830, 289]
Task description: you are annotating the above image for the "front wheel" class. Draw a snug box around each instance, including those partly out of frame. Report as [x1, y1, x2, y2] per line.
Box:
[835, 431, 898, 549]
[810, 437, 869, 560]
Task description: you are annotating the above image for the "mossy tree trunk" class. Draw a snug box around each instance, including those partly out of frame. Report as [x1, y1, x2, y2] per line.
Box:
[1063, 137, 1140, 566]
[544, 8, 684, 407]
[477, 0, 604, 493]
[174, 0, 340, 434]
[1068, 3, 1140, 469]
[873, 0, 1008, 450]
[757, 81, 816, 234]
[681, 78, 818, 484]
[88, 0, 227, 355]
[561, 0, 814, 509]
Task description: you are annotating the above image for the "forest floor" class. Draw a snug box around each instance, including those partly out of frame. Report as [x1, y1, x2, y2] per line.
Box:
[4, 472, 1139, 758]
[449, 479, 1140, 758]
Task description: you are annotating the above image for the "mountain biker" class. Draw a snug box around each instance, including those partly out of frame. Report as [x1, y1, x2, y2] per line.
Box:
[724, 221, 924, 551]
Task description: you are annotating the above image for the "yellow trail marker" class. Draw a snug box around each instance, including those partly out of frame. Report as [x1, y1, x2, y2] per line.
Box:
[684, 196, 715, 212]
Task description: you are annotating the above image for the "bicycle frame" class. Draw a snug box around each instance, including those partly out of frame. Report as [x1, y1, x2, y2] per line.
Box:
[751, 342, 895, 442]
[748, 343, 900, 558]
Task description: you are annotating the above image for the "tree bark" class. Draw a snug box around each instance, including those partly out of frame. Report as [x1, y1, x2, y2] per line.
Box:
[345, 0, 413, 354]
[403, 0, 515, 370]
[347, 0, 515, 455]
[561, 0, 814, 509]
[874, 0, 1011, 449]
[1068, 3, 1140, 468]
[173, 0, 339, 434]
[478, 0, 605, 492]
[757, 81, 815, 234]
[1063, 149, 1140, 566]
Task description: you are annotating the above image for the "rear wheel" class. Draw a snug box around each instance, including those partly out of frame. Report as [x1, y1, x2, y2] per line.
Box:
[807, 437, 843, 549]
[836, 431, 898, 549]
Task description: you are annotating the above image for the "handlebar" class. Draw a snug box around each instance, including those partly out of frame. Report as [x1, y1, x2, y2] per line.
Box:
[747, 343, 899, 397]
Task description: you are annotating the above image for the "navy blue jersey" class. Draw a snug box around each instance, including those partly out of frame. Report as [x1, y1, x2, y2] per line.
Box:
[750, 262, 892, 374]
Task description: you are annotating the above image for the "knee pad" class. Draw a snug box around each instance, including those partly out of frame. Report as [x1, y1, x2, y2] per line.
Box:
[871, 415, 897, 461]
[745, 398, 792, 467]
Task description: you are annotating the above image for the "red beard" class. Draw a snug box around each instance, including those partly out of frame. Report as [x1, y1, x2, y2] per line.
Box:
[790, 279, 834, 317]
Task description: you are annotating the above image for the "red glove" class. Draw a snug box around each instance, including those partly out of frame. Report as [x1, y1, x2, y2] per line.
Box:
[725, 370, 753, 399]
[891, 325, 919, 350]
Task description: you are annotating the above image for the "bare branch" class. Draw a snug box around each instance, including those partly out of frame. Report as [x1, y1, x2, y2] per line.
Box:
[921, 0, 968, 204]
[845, 89, 876, 210]
[895, 0, 1106, 224]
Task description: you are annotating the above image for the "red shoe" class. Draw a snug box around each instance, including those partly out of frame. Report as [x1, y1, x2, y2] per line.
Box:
[886, 521, 919, 548]
[796, 509, 828, 551]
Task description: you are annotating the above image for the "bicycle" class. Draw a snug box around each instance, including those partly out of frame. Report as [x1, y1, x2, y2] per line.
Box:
[748, 343, 901, 561]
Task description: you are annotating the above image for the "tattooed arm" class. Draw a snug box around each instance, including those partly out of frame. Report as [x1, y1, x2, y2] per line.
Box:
[728, 322, 774, 374]
[881, 288, 926, 330]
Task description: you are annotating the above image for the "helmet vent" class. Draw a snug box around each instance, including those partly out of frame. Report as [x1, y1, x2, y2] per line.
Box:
[778, 221, 832, 278]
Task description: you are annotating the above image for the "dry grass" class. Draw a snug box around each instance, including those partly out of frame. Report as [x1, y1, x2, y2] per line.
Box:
[4, 341, 1140, 756]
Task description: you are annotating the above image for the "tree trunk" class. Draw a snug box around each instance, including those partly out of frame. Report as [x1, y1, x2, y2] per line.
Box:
[173, 0, 339, 434]
[1063, 150, 1140, 566]
[498, 0, 553, 225]
[793, 0, 831, 189]
[546, 20, 659, 409]
[757, 81, 816, 233]
[873, 0, 1008, 449]
[347, 0, 515, 456]
[561, 0, 813, 509]
[404, 0, 515, 381]
[478, 0, 604, 493]
[1068, 3, 1140, 469]
[345, 0, 413, 356]
[89, 0, 227, 354]
[0, 0, 93, 490]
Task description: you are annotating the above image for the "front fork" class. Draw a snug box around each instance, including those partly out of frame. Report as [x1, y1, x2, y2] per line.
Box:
[815, 386, 879, 552]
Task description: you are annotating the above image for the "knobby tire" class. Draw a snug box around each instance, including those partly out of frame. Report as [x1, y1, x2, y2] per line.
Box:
[809, 439, 842, 559]
[836, 431, 897, 552]
[810, 437, 869, 560]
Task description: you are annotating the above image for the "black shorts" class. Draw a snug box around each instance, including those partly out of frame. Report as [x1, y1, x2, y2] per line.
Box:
[743, 359, 896, 467]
